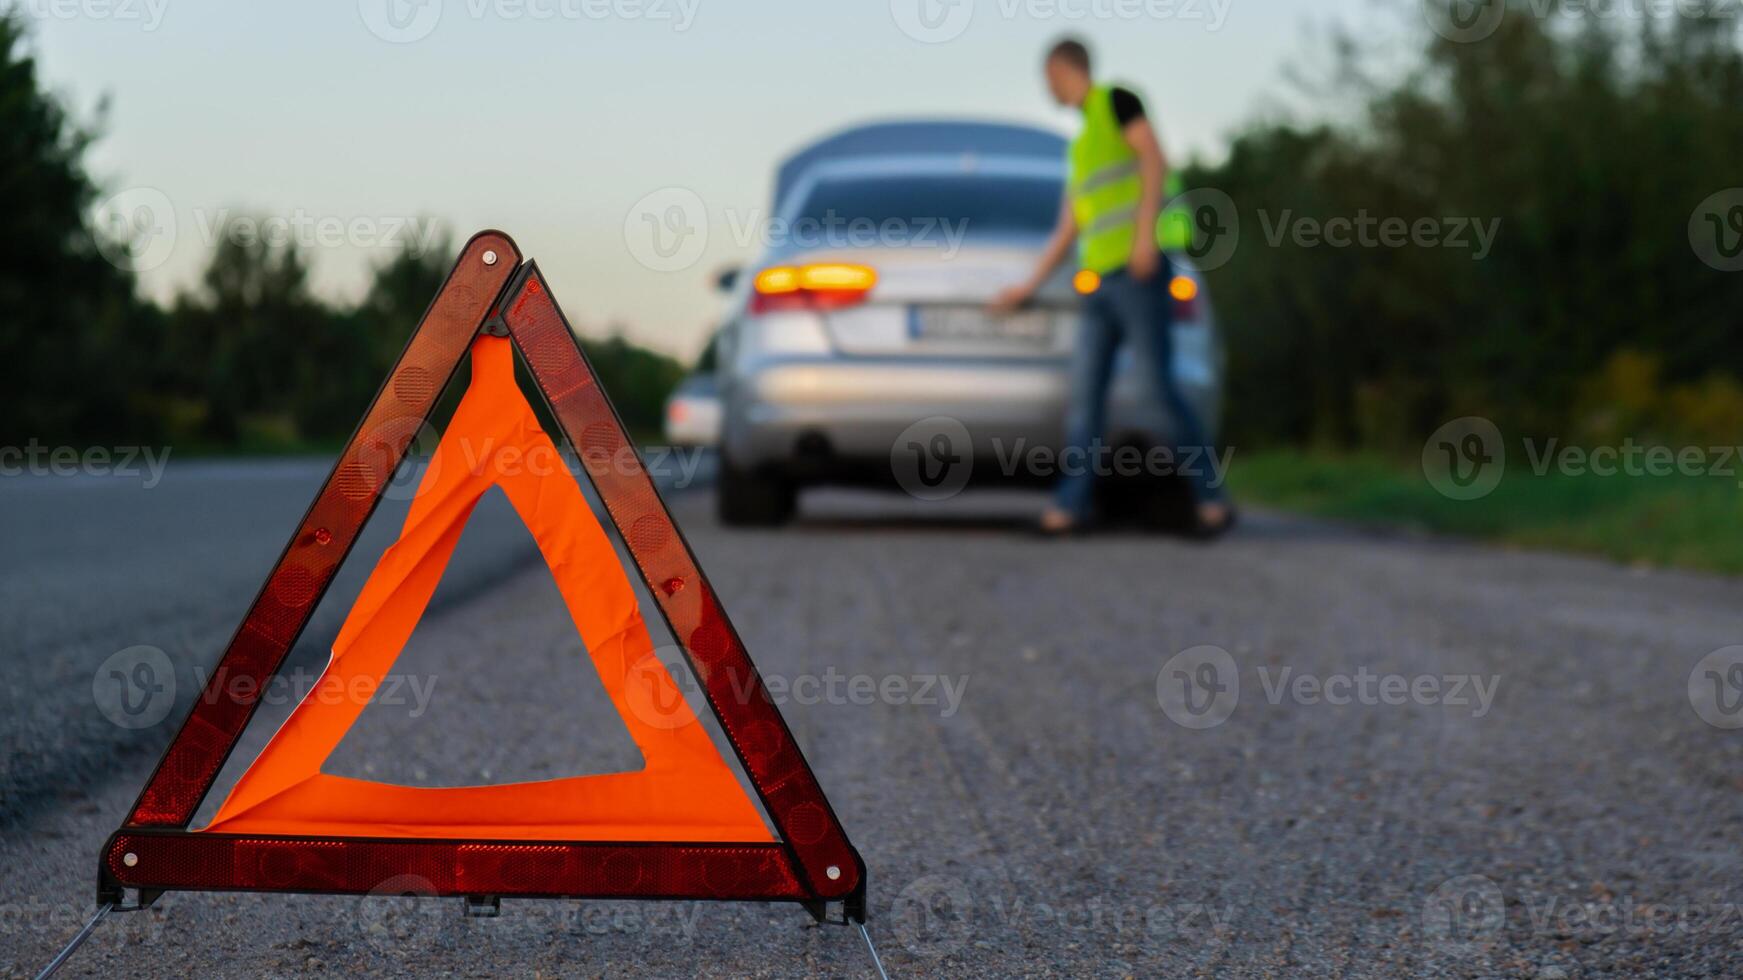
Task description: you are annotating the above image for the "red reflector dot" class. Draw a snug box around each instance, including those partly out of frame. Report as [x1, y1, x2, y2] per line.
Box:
[314, 528, 332, 546]
[785, 802, 828, 845]
[662, 577, 685, 596]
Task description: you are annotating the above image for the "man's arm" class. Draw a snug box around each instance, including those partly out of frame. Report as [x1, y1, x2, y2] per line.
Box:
[988, 194, 1076, 314]
[1124, 114, 1167, 281]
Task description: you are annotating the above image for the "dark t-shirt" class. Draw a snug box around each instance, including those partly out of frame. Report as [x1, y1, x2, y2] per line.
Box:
[1110, 86, 1146, 127]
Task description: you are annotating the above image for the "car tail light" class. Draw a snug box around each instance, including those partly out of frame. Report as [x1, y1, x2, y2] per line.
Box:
[1168, 274, 1200, 320]
[750, 263, 876, 314]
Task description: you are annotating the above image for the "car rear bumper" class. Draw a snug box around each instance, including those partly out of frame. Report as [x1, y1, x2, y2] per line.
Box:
[726, 356, 1065, 463]
[722, 355, 1216, 481]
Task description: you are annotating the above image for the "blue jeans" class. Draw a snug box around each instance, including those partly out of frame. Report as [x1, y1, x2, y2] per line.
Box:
[1053, 262, 1223, 520]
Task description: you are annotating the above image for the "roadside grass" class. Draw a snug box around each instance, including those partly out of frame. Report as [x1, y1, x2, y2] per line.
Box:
[1231, 449, 1743, 575]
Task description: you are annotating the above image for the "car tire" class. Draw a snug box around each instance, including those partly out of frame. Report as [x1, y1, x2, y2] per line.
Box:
[1096, 473, 1197, 533]
[717, 458, 797, 527]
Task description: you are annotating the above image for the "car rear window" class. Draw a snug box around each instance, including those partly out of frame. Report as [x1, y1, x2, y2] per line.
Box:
[787, 174, 1062, 247]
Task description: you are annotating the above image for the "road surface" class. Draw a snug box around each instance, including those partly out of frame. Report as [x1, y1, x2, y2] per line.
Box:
[2, 459, 1741, 977]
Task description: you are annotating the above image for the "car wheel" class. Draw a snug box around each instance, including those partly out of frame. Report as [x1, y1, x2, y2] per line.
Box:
[1095, 473, 1197, 533]
[717, 457, 797, 527]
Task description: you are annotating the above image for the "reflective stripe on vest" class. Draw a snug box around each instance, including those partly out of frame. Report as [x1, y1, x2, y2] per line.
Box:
[1076, 160, 1138, 195]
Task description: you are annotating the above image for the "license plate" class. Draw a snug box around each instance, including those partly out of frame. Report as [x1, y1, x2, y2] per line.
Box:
[911, 306, 1053, 345]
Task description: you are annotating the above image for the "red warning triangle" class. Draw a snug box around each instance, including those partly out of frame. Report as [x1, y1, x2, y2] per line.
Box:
[101, 232, 864, 921]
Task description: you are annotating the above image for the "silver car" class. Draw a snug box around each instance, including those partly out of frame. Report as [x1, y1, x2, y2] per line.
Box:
[714, 120, 1224, 525]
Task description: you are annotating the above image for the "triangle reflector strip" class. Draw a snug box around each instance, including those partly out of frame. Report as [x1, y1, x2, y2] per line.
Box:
[101, 232, 865, 921]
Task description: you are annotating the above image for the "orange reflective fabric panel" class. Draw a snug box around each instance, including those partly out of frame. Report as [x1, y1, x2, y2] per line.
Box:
[202, 336, 772, 842]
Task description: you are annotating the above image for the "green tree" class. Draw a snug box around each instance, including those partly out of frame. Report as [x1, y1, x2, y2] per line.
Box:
[1191, 3, 1743, 451]
[578, 331, 687, 441]
[162, 228, 333, 445]
[0, 11, 153, 445]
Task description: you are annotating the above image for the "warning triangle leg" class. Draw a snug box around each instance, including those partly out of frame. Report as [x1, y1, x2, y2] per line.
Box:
[499, 264, 863, 907]
[116, 232, 522, 833]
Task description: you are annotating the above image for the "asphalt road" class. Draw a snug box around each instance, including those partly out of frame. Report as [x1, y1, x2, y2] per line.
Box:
[3, 458, 1741, 978]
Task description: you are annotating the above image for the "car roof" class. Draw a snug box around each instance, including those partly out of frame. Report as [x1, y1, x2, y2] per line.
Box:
[774, 119, 1066, 209]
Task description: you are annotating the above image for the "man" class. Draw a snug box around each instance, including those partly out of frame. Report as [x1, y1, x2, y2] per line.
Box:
[991, 37, 1231, 536]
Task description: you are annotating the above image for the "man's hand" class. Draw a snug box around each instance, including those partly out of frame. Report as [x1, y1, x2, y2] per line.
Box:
[998, 196, 1076, 316]
[1129, 238, 1160, 282]
[987, 283, 1032, 316]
